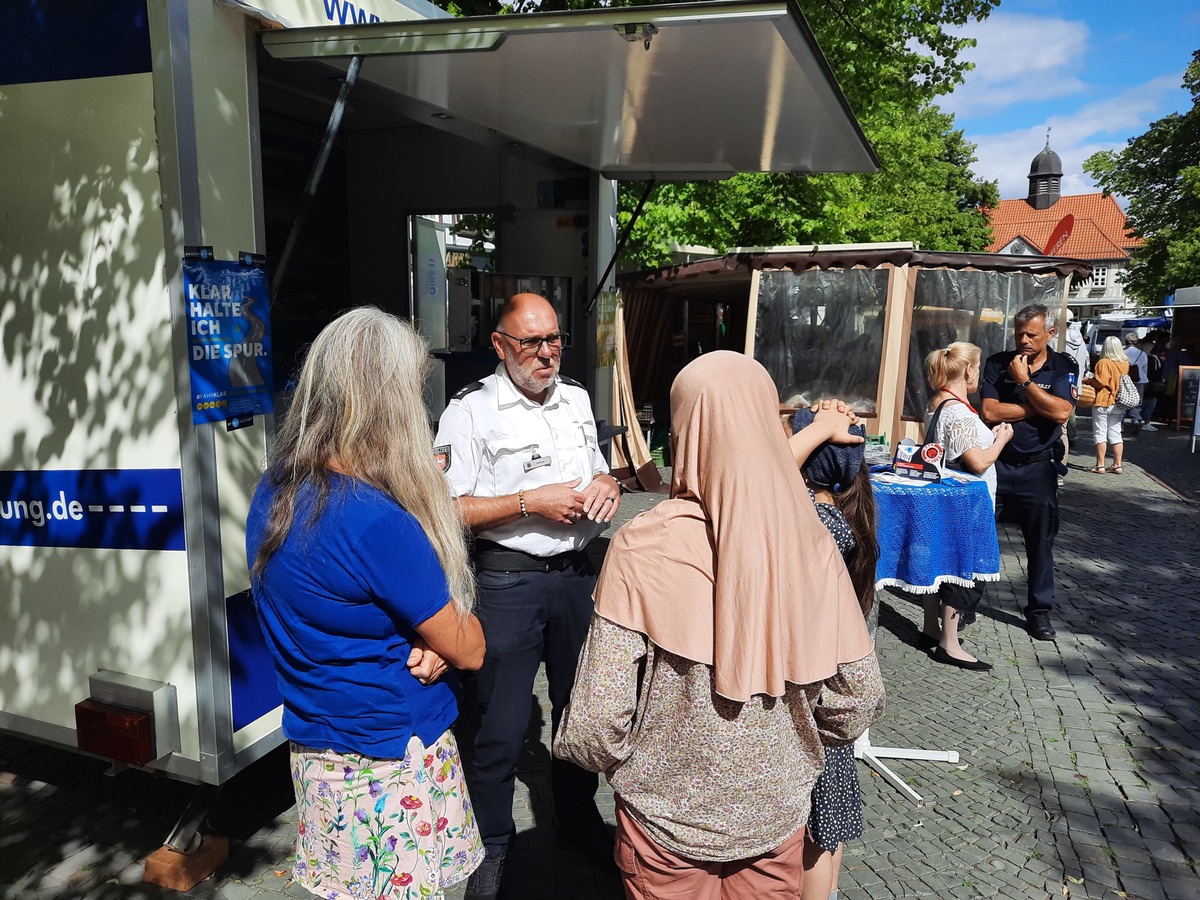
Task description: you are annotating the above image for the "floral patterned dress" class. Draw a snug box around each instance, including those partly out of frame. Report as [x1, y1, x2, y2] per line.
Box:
[290, 729, 484, 899]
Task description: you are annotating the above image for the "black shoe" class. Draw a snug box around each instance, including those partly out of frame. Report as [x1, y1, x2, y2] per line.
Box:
[917, 633, 938, 652]
[1026, 611, 1057, 641]
[556, 822, 617, 871]
[464, 849, 506, 900]
[958, 609, 977, 627]
[931, 646, 993, 671]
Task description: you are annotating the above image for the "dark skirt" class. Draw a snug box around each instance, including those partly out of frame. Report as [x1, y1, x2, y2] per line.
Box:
[939, 581, 985, 613]
[807, 744, 863, 851]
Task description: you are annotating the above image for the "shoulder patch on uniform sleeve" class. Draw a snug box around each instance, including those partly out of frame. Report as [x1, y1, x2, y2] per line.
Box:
[558, 375, 584, 388]
[452, 380, 485, 401]
[434, 445, 452, 472]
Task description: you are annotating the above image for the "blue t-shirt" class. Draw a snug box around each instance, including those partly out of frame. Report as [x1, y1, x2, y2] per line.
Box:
[246, 474, 457, 757]
[980, 349, 1075, 457]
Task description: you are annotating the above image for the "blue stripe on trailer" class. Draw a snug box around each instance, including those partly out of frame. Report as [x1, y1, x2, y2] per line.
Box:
[0, 468, 185, 551]
[0, 0, 152, 87]
[227, 591, 285, 732]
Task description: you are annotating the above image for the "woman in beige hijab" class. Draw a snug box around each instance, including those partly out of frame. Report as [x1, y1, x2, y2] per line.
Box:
[554, 351, 884, 899]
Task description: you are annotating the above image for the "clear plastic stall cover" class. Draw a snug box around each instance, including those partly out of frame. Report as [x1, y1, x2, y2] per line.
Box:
[904, 269, 1061, 417]
[754, 268, 889, 413]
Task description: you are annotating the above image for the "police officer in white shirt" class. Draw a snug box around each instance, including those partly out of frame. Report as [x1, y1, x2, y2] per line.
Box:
[434, 293, 620, 900]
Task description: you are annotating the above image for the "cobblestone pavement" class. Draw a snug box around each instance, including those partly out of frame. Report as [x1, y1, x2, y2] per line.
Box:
[3, 426, 1199, 899]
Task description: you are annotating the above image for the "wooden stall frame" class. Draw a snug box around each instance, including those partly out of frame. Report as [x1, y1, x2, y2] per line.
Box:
[648, 248, 1090, 456]
[1055, 273, 1074, 352]
[875, 264, 916, 450]
[743, 269, 762, 356]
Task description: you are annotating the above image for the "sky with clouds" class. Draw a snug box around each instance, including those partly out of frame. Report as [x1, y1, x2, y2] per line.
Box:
[940, 0, 1200, 202]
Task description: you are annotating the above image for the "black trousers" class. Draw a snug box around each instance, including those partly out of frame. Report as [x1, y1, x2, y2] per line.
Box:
[463, 562, 602, 853]
[994, 458, 1059, 614]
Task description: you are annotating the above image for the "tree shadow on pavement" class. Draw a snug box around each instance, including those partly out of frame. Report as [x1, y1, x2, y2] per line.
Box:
[0, 735, 298, 899]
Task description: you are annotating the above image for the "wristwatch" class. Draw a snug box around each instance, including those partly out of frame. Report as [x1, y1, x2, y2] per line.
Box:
[1015, 379, 1033, 393]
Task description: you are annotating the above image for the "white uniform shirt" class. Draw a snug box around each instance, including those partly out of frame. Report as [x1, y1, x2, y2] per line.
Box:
[434, 364, 609, 556]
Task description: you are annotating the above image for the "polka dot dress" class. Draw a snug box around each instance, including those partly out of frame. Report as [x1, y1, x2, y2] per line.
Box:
[807, 492, 865, 851]
[807, 743, 864, 850]
[811, 494, 855, 558]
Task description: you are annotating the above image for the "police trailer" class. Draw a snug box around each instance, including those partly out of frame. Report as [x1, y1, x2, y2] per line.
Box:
[0, 0, 875, 861]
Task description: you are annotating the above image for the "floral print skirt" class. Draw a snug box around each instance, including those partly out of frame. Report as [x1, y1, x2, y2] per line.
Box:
[289, 729, 484, 899]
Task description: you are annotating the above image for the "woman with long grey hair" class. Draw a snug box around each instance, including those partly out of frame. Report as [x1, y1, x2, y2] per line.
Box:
[247, 307, 486, 899]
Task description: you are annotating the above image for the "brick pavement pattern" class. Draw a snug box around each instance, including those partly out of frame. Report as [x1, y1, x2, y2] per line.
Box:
[2, 437, 1198, 899]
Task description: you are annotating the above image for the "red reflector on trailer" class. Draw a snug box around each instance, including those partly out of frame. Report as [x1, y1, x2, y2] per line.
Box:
[75, 698, 155, 766]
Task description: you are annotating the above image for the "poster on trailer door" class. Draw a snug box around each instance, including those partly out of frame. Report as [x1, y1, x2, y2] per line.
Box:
[182, 251, 275, 425]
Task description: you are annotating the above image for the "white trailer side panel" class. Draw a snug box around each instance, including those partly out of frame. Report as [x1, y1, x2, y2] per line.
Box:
[0, 70, 196, 753]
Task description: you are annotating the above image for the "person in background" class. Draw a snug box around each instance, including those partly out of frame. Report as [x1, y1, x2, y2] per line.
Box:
[980, 304, 1074, 642]
[1123, 332, 1150, 430]
[1084, 336, 1131, 474]
[246, 307, 487, 900]
[789, 402, 878, 900]
[434, 293, 620, 900]
[1140, 339, 1165, 429]
[921, 343, 1012, 671]
[1060, 312, 1091, 480]
[554, 351, 883, 900]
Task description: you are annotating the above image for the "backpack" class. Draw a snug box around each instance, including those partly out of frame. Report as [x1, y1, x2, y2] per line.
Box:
[1146, 352, 1162, 383]
[1128, 349, 1144, 382]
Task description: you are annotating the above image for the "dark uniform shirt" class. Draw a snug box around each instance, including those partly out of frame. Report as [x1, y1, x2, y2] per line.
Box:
[980, 349, 1075, 458]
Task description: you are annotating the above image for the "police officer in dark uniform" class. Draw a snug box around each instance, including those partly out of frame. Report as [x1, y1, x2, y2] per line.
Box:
[980, 304, 1075, 641]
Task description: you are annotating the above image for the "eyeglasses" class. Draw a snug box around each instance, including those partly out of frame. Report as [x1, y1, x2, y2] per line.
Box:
[497, 330, 569, 352]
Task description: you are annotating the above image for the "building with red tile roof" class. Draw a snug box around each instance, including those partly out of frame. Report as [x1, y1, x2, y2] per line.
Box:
[985, 142, 1142, 314]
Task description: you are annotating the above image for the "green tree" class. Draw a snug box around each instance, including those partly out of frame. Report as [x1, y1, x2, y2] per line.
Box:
[1084, 50, 1200, 305]
[621, 102, 997, 268]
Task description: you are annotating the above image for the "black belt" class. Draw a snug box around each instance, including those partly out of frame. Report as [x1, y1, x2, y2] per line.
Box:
[472, 541, 588, 573]
[1000, 451, 1053, 466]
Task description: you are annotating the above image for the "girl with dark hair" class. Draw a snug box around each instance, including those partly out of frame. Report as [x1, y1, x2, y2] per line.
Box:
[789, 401, 877, 900]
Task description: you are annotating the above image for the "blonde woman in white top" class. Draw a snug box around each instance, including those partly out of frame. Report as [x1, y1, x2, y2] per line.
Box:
[920, 342, 1014, 671]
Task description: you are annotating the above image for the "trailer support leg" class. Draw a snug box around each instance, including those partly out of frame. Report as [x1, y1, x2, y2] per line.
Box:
[165, 782, 219, 852]
[143, 784, 229, 891]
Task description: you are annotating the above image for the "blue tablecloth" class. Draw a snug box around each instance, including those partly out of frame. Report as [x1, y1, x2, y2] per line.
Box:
[870, 473, 1000, 593]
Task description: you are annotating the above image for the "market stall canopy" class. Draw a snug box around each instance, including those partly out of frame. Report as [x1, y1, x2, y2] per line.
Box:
[624, 246, 1094, 291]
[260, 1, 877, 180]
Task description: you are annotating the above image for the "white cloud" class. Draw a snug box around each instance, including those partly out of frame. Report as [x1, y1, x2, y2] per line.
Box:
[966, 74, 1182, 200]
[941, 13, 1090, 119]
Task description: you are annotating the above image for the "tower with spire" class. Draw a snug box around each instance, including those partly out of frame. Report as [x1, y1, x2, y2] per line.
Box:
[1026, 130, 1063, 210]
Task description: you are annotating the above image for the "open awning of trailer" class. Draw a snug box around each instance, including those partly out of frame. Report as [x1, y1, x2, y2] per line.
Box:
[259, 1, 877, 180]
